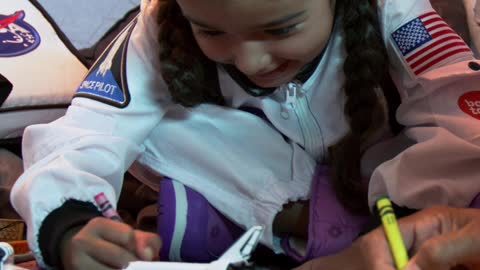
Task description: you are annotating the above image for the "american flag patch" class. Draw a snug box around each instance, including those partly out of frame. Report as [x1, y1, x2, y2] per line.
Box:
[392, 11, 472, 76]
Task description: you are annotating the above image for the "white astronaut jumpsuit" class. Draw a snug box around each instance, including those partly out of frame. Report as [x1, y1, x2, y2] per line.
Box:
[11, 0, 480, 268]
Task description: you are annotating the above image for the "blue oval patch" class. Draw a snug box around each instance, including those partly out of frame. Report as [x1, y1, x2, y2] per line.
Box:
[0, 11, 41, 57]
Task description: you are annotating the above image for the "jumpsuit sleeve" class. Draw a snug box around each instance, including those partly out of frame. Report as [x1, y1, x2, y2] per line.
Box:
[367, 0, 480, 210]
[9, 3, 171, 268]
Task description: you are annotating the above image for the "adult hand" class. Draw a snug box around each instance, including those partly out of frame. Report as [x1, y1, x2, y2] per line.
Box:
[293, 206, 480, 270]
[475, 0, 480, 25]
[60, 217, 162, 270]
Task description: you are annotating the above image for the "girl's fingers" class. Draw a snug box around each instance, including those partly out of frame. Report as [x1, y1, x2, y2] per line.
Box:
[131, 230, 162, 261]
[87, 217, 139, 253]
[86, 217, 162, 261]
[68, 250, 121, 270]
[86, 237, 139, 268]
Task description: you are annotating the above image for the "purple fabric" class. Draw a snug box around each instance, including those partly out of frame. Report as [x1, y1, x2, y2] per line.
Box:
[469, 193, 480, 208]
[157, 178, 243, 262]
[180, 186, 209, 261]
[157, 178, 177, 261]
[282, 165, 370, 262]
[205, 201, 244, 257]
[181, 186, 243, 261]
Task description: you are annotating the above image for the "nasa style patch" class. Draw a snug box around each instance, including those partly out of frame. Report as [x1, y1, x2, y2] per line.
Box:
[74, 19, 136, 108]
[458, 91, 480, 120]
[0, 11, 41, 57]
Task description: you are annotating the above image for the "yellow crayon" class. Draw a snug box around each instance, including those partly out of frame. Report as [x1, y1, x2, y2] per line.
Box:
[376, 196, 409, 270]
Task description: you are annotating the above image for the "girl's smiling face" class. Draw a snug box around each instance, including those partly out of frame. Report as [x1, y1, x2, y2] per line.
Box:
[176, 0, 336, 88]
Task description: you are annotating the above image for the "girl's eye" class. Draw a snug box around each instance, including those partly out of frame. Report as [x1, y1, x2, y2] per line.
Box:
[265, 24, 301, 36]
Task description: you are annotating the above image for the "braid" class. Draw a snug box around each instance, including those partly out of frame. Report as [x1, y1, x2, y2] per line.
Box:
[157, 0, 224, 107]
[329, 0, 392, 214]
[155, 0, 395, 213]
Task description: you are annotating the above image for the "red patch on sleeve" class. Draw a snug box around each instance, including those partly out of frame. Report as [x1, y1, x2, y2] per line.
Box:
[458, 91, 480, 120]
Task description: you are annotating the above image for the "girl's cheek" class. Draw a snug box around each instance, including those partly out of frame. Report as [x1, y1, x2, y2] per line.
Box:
[196, 39, 231, 62]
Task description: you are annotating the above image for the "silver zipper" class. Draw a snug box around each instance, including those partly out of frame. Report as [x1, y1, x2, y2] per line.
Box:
[281, 81, 325, 161]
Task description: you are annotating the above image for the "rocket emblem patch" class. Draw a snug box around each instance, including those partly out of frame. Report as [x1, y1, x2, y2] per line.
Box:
[74, 20, 136, 108]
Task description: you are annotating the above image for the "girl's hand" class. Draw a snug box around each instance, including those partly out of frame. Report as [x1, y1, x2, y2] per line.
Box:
[60, 217, 162, 270]
[293, 206, 480, 270]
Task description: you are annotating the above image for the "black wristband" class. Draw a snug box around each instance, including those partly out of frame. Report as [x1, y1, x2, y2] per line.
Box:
[38, 199, 102, 269]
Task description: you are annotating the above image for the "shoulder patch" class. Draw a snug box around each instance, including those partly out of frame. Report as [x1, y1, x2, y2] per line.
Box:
[74, 18, 137, 108]
[391, 11, 472, 77]
[0, 11, 41, 57]
[458, 91, 480, 120]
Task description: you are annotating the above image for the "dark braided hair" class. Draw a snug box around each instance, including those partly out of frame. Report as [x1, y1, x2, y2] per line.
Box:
[156, 0, 398, 214]
[329, 0, 395, 214]
[157, 0, 224, 107]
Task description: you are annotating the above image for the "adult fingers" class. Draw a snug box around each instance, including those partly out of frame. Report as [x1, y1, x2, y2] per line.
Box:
[396, 207, 449, 254]
[404, 223, 480, 270]
[292, 257, 314, 270]
[396, 206, 477, 254]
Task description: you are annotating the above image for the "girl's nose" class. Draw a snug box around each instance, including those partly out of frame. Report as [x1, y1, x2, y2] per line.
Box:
[233, 41, 271, 76]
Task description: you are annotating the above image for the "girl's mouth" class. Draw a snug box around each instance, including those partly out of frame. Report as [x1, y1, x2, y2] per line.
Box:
[252, 62, 290, 80]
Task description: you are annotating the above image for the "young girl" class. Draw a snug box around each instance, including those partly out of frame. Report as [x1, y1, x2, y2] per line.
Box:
[11, 0, 480, 269]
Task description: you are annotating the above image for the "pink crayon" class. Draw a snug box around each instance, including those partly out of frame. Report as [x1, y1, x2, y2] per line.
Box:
[94, 192, 123, 222]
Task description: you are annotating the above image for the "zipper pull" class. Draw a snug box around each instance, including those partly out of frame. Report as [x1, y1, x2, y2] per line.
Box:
[281, 83, 296, 119]
[285, 84, 297, 108]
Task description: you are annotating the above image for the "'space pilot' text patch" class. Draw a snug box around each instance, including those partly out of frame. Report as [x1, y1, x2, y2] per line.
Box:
[74, 19, 137, 108]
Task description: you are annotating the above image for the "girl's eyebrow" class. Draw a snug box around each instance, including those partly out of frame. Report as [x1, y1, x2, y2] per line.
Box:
[185, 10, 306, 29]
[258, 10, 306, 28]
